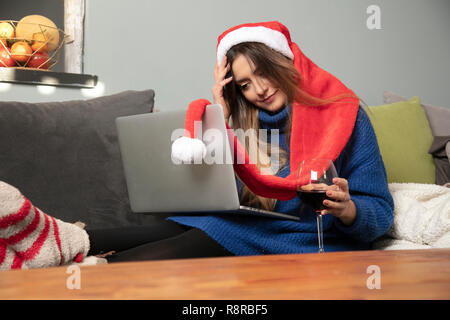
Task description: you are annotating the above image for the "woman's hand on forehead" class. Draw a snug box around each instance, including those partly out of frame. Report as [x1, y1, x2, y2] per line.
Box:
[213, 56, 233, 121]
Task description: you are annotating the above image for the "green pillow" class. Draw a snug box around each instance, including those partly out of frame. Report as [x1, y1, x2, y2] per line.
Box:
[364, 96, 435, 184]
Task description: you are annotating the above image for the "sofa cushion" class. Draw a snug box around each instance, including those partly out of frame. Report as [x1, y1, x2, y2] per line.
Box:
[383, 91, 450, 185]
[364, 96, 436, 184]
[428, 136, 450, 185]
[0, 90, 157, 229]
[383, 91, 450, 136]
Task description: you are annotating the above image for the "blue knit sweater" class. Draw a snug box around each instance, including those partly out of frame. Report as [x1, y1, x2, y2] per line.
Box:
[169, 106, 394, 254]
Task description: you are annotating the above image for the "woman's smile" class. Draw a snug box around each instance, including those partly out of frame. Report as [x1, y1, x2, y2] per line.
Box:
[261, 90, 278, 104]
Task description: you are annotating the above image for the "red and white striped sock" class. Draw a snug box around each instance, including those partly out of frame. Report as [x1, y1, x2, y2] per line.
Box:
[0, 181, 90, 270]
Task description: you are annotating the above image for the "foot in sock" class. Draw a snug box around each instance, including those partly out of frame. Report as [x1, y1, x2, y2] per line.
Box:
[0, 181, 90, 270]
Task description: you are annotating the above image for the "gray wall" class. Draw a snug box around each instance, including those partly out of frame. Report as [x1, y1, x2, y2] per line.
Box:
[1, 0, 449, 110]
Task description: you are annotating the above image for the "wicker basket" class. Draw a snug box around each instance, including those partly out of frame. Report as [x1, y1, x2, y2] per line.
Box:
[0, 20, 68, 70]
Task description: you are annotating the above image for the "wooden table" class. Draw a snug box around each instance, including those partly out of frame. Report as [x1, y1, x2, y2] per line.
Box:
[1, 248, 449, 300]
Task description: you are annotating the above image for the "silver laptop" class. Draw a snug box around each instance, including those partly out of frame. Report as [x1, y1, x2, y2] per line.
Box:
[115, 104, 300, 221]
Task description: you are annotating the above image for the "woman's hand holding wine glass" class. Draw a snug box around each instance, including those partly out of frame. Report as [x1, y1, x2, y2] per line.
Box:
[320, 177, 357, 227]
[297, 168, 356, 226]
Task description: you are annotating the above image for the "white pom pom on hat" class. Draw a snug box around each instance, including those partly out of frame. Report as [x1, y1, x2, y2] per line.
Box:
[171, 136, 207, 164]
[171, 98, 210, 164]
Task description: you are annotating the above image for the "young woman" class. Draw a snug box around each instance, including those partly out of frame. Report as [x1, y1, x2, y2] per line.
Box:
[0, 21, 394, 270]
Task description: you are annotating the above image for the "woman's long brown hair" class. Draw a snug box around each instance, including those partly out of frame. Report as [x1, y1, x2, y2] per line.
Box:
[223, 42, 359, 210]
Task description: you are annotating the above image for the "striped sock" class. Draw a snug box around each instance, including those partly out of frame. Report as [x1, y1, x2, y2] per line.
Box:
[0, 181, 90, 270]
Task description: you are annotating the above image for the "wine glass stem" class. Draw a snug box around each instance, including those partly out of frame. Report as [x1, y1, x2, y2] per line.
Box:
[316, 212, 324, 253]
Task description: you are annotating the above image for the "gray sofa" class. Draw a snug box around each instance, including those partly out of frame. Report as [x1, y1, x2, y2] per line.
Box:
[0, 89, 161, 230]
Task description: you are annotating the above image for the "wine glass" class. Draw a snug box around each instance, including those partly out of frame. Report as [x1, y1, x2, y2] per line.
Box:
[296, 158, 337, 253]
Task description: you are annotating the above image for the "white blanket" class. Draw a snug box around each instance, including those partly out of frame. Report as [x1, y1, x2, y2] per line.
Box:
[373, 183, 450, 250]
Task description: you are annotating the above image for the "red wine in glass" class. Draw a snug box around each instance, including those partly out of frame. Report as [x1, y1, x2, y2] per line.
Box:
[296, 159, 338, 253]
[297, 189, 331, 212]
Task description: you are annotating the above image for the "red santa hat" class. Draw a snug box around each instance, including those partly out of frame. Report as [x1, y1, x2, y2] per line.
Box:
[171, 21, 360, 200]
